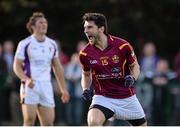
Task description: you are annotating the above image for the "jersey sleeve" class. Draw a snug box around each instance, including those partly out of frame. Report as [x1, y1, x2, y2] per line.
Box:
[120, 42, 137, 65]
[79, 51, 90, 72]
[53, 41, 59, 58]
[125, 43, 137, 64]
[14, 40, 27, 60]
[50, 40, 59, 58]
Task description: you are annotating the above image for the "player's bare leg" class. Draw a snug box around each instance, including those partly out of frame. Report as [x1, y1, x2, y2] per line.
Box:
[87, 108, 106, 126]
[22, 104, 37, 126]
[37, 106, 55, 126]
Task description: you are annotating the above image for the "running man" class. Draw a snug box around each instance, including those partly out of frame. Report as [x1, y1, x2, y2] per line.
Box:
[13, 12, 70, 126]
[79, 13, 147, 126]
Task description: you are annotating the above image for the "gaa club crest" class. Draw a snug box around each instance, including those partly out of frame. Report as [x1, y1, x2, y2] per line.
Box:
[112, 55, 119, 63]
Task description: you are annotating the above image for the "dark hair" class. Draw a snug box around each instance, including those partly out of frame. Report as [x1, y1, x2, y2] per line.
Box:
[26, 12, 46, 34]
[82, 13, 108, 35]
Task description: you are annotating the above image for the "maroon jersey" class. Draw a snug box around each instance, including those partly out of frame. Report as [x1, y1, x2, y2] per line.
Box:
[79, 35, 137, 99]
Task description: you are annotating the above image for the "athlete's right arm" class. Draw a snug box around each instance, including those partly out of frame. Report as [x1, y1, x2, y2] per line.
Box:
[13, 58, 33, 88]
[79, 50, 93, 100]
[81, 70, 93, 101]
[52, 57, 70, 103]
[81, 70, 92, 91]
[13, 58, 26, 80]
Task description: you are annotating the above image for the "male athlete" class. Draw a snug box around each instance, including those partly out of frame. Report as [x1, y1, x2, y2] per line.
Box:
[13, 12, 70, 126]
[79, 13, 147, 126]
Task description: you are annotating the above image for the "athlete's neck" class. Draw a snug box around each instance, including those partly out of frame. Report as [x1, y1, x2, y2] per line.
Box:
[95, 34, 108, 51]
[33, 34, 46, 42]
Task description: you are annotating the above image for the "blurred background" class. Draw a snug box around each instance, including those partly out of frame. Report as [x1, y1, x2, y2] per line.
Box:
[0, 0, 180, 126]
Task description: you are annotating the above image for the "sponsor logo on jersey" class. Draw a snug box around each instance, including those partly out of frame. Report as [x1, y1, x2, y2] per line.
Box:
[35, 60, 45, 66]
[32, 47, 37, 50]
[111, 67, 120, 73]
[111, 67, 122, 78]
[90, 60, 97, 64]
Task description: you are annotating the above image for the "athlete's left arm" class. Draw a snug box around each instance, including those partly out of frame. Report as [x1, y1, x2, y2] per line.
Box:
[129, 60, 140, 80]
[123, 42, 140, 80]
[52, 57, 70, 103]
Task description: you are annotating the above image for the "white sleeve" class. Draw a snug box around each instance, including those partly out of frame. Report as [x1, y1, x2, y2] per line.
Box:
[14, 40, 27, 60]
[53, 41, 59, 58]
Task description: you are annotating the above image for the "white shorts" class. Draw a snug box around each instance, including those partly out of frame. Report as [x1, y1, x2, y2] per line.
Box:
[20, 80, 55, 107]
[91, 95, 145, 120]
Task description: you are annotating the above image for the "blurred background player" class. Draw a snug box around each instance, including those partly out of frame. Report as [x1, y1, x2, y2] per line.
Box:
[79, 12, 147, 126]
[13, 12, 70, 126]
[136, 42, 159, 124]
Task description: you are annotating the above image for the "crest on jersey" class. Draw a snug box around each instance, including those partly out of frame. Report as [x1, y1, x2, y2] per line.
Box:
[112, 55, 119, 63]
[100, 56, 109, 66]
[49, 47, 52, 52]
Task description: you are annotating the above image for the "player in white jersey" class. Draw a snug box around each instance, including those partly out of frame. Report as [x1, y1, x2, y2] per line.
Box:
[13, 12, 70, 126]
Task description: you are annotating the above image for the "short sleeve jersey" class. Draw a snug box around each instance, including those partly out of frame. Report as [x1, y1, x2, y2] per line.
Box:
[15, 35, 58, 81]
[79, 35, 137, 98]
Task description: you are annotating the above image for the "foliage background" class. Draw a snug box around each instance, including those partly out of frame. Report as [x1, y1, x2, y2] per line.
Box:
[0, 0, 180, 62]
